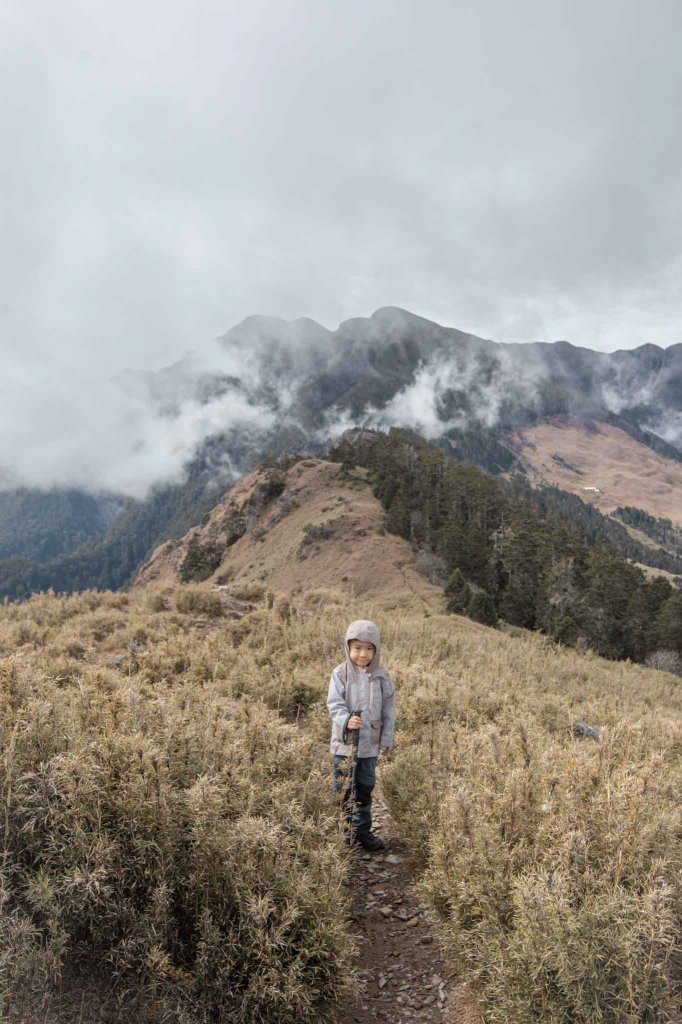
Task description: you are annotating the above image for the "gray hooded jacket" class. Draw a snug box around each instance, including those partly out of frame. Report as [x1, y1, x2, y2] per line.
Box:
[326, 620, 396, 758]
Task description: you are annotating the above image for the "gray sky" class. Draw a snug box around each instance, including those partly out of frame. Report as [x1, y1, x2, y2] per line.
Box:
[2, 0, 682, 492]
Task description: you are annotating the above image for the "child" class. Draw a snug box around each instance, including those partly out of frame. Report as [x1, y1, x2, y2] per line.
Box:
[326, 619, 396, 852]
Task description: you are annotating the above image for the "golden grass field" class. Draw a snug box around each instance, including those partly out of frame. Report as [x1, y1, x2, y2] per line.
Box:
[508, 416, 682, 527]
[1, 582, 680, 1022]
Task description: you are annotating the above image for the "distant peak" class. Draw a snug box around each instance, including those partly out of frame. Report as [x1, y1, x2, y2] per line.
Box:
[235, 314, 290, 329]
[220, 313, 331, 345]
[370, 306, 430, 324]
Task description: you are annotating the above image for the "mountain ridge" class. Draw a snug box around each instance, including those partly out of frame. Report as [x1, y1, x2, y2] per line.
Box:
[3, 306, 682, 598]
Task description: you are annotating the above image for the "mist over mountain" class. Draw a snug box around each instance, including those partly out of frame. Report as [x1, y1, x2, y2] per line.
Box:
[3, 307, 682, 505]
[3, 306, 682, 598]
[112, 306, 682, 486]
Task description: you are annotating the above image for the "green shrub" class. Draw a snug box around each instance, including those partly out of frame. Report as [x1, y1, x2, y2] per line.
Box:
[221, 502, 247, 547]
[178, 534, 224, 583]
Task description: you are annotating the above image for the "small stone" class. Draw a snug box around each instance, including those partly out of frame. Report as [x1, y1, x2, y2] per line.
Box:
[378, 976, 387, 990]
[573, 719, 600, 741]
[379, 906, 393, 917]
[385, 854, 402, 865]
[407, 916, 419, 927]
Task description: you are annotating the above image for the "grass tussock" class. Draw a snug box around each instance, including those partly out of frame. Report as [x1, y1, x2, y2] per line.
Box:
[0, 589, 353, 1022]
[0, 586, 681, 1020]
[377, 623, 682, 1023]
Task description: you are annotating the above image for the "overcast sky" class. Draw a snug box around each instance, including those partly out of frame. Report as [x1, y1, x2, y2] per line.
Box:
[2, 0, 682, 492]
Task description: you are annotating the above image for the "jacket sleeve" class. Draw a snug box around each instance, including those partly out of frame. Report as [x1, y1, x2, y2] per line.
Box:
[326, 669, 351, 741]
[380, 676, 396, 747]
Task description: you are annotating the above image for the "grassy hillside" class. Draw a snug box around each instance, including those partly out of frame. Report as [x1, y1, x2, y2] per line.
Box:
[136, 458, 441, 607]
[508, 417, 682, 526]
[0, 585, 352, 1023]
[0, 581, 680, 1021]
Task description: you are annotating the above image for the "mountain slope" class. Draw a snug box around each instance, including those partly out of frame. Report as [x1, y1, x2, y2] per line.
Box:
[134, 437, 682, 669]
[0, 488, 122, 563]
[136, 458, 440, 607]
[139, 306, 682, 441]
[4, 307, 682, 597]
[507, 416, 682, 525]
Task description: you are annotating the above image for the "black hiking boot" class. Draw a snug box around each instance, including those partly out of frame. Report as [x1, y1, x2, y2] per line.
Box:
[356, 831, 386, 852]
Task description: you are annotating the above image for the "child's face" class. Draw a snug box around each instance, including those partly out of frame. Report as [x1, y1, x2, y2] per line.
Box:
[348, 639, 375, 670]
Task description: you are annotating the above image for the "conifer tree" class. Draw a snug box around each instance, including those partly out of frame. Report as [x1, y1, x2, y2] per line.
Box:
[468, 590, 498, 626]
[445, 568, 472, 614]
[654, 590, 682, 653]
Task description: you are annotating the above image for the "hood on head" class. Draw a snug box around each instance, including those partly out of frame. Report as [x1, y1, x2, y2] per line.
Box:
[345, 619, 381, 672]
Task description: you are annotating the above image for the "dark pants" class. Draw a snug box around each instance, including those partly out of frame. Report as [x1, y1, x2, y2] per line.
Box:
[332, 754, 377, 836]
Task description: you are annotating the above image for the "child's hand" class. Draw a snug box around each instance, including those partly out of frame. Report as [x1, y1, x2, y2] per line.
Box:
[347, 714, 363, 730]
[380, 746, 394, 760]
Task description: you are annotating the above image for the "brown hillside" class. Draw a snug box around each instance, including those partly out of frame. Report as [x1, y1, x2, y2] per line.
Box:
[135, 459, 441, 606]
[507, 416, 682, 525]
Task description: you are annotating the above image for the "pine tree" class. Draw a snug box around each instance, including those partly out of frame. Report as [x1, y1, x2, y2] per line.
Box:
[445, 568, 472, 614]
[654, 591, 682, 653]
[468, 590, 498, 626]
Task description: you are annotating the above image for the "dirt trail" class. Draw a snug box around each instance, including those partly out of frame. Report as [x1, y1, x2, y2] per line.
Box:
[335, 788, 483, 1024]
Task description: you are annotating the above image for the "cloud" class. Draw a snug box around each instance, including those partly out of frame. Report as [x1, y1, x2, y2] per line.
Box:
[370, 349, 546, 437]
[0, 357, 275, 497]
[3, 0, 682, 373]
[4, 0, 682, 492]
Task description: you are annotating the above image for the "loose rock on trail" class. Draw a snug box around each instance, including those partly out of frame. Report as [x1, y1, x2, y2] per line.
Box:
[335, 790, 483, 1024]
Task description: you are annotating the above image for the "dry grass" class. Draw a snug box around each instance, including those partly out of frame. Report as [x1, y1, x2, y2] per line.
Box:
[0, 586, 680, 1021]
[376, 618, 682, 1023]
[135, 459, 442, 606]
[509, 416, 682, 526]
[0, 589, 352, 1022]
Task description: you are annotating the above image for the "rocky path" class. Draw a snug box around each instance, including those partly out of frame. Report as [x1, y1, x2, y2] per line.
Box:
[335, 791, 483, 1024]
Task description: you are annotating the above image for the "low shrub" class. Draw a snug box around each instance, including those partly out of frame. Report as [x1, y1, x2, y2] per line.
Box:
[0, 669, 351, 1021]
[301, 523, 334, 544]
[146, 590, 168, 613]
[227, 581, 266, 602]
[415, 548, 448, 586]
[379, 625, 682, 1024]
[645, 649, 682, 676]
[175, 589, 223, 618]
[3, 585, 681, 1021]
[419, 727, 681, 1022]
[178, 534, 224, 583]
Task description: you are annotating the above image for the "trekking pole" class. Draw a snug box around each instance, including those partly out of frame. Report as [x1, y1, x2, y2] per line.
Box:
[344, 709, 362, 846]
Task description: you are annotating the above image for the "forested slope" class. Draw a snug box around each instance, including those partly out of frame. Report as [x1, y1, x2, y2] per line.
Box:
[331, 431, 682, 663]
